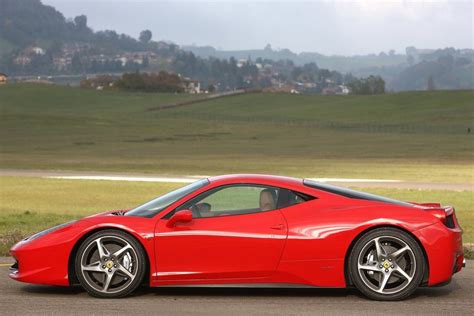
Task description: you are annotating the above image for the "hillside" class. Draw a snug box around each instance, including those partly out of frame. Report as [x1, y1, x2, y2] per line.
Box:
[0, 0, 183, 77]
[184, 45, 474, 91]
[2, 0, 472, 92]
[0, 0, 352, 92]
[183, 45, 407, 73]
[0, 0, 151, 53]
[1, 84, 472, 182]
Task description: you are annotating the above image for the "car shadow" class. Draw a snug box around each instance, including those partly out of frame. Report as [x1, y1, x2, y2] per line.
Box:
[138, 286, 359, 298]
[20, 280, 459, 300]
[20, 284, 360, 298]
[21, 284, 84, 296]
[409, 279, 461, 299]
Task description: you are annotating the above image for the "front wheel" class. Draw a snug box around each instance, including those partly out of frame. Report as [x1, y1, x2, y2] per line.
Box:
[75, 230, 146, 298]
[349, 227, 425, 301]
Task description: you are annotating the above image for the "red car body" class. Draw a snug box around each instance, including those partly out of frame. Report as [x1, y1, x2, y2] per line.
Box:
[10, 174, 464, 289]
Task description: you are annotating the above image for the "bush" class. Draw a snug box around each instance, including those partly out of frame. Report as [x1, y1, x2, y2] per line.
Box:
[114, 71, 185, 93]
[348, 75, 385, 95]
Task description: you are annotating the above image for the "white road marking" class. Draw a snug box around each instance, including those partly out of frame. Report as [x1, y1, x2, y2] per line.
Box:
[45, 176, 199, 183]
[307, 178, 402, 183]
[45, 175, 402, 183]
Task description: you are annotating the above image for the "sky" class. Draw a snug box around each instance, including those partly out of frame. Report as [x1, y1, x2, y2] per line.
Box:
[43, 0, 473, 55]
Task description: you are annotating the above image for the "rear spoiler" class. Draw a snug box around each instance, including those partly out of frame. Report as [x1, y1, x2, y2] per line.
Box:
[410, 202, 441, 208]
[410, 203, 457, 228]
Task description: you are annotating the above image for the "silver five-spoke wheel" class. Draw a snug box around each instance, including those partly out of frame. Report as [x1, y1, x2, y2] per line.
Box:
[349, 228, 425, 301]
[357, 236, 416, 294]
[75, 230, 146, 298]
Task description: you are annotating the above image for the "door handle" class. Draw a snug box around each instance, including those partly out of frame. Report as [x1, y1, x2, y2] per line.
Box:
[270, 224, 284, 230]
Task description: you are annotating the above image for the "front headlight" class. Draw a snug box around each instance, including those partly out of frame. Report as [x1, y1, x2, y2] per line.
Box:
[24, 221, 76, 242]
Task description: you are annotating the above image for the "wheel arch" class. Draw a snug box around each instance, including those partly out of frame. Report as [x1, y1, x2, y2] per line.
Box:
[68, 227, 151, 286]
[343, 224, 430, 288]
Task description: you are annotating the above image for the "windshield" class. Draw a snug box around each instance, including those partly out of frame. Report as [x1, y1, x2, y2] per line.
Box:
[126, 179, 210, 217]
[303, 179, 413, 207]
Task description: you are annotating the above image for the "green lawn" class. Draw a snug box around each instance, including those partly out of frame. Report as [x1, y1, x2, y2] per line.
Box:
[1, 84, 473, 182]
[0, 176, 472, 256]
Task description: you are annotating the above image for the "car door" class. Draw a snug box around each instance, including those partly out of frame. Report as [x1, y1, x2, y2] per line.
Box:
[153, 184, 288, 282]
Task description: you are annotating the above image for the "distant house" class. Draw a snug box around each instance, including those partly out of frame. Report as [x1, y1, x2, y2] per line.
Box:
[263, 85, 294, 93]
[116, 56, 128, 66]
[22, 47, 46, 56]
[237, 59, 248, 68]
[183, 79, 201, 94]
[322, 87, 336, 95]
[336, 85, 351, 95]
[31, 47, 46, 55]
[53, 57, 72, 71]
[13, 55, 32, 66]
[0, 73, 7, 84]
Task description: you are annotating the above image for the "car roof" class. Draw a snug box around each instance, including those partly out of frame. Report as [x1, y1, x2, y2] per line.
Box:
[208, 174, 303, 187]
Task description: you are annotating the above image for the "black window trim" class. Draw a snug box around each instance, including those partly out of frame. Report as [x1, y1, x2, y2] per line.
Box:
[303, 179, 413, 207]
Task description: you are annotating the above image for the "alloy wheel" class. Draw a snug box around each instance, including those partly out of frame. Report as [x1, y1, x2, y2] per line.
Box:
[357, 236, 416, 295]
[79, 235, 139, 294]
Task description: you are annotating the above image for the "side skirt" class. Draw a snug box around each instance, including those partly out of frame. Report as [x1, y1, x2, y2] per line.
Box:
[153, 283, 320, 288]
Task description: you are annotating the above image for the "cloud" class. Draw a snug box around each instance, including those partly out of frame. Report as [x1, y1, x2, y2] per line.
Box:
[43, 0, 473, 54]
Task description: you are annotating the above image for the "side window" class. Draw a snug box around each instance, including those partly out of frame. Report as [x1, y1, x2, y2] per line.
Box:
[174, 185, 315, 219]
[178, 185, 279, 218]
[277, 189, 314, 209]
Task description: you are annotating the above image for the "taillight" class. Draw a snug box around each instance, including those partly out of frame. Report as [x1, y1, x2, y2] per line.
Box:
[427, 207, 457, 228]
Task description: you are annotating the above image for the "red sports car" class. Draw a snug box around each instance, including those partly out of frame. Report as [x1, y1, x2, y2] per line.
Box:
[10, 174, 464, 300]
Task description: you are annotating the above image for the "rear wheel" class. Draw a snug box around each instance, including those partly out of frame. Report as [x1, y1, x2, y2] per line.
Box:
[75, 230, 146, 298]
[349, 227, 425, 301]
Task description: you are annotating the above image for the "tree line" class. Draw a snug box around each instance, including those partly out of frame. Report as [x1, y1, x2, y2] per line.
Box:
[348, 76, 385, 95]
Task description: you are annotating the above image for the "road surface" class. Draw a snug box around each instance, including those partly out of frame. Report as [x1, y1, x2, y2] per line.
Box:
[1, 259, 472, 315]
[1, 169, 472, 191]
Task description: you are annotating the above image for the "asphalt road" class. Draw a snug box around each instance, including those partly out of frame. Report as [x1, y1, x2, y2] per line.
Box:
[1, 261, 473, 315]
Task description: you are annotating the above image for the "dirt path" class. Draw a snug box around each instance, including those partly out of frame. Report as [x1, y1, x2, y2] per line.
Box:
[1, 169, 472, 191]
[146, 90, 246, 111]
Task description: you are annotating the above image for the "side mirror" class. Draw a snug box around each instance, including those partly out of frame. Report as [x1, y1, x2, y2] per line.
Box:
[167, 210, 193, 228]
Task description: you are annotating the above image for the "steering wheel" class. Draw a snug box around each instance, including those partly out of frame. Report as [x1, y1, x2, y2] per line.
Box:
[190, 204, 202, 218]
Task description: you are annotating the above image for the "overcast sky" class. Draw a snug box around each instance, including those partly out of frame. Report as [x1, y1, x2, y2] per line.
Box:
[43, 0, 473, 55]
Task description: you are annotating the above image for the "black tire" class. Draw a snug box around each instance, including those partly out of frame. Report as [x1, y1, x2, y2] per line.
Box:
[348, 227, 425, 301]
[75, 229, 146, 298]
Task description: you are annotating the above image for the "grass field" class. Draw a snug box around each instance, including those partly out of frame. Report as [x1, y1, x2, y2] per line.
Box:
[0, 176, 182, 255]
[0, 176, 472, 256]
[1, 84, 473, 255]
[1, 84, 473, 182]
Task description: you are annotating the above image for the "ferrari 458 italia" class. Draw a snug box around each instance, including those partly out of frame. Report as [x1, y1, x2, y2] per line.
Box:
[10, 174, 464, 300]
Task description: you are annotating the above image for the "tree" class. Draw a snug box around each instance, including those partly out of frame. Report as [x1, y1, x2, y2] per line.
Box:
[74, 15, 88, 31]
[139, 30, 152, 43]
[115, 71, 185, 93]
[348, 76, 385, 95]
[207, 84, 216, 93]
[427, 75, 436, 91]
[71, 53, 82, 73]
